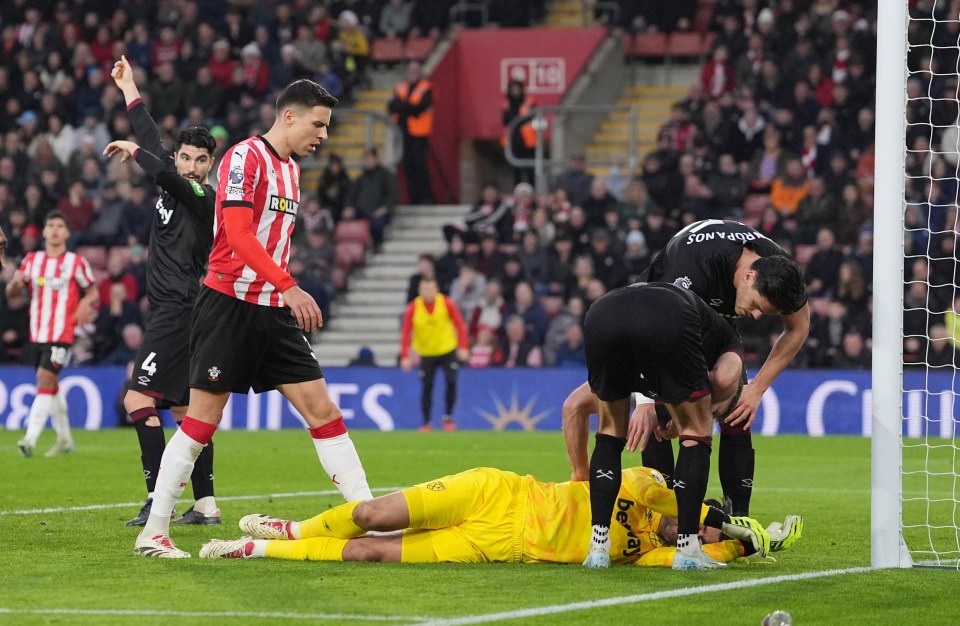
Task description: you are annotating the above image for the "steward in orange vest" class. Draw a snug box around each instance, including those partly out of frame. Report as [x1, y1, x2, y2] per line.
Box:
[502, 79, 537, 151]
[388, 61, 435, 204]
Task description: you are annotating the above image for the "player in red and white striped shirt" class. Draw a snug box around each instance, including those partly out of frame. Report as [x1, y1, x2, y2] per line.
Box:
[136, 80, 374, 558]
[5, 211, 97, 458]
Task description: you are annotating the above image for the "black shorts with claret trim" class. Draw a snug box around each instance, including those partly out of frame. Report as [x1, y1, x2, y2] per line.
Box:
[189, 286, 323, 394]
[129, 304, 193, 407]
[584, 283, 711, 404]
[29, 342, 72, 374]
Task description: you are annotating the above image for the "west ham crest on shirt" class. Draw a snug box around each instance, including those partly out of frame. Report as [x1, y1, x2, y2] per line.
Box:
[673, 276, 692, 289]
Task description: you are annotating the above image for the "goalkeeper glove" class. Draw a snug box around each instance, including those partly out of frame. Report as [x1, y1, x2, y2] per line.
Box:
[721, 515, 771, 557]
[766, 515, 803, 552]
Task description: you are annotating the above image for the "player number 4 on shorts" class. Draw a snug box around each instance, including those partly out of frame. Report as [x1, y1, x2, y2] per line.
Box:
[141, 352, 158, 377]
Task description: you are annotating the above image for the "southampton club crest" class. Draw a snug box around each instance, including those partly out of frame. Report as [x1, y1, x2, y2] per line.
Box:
[673, 276, 692, 290]
[207, 366, 221, 382]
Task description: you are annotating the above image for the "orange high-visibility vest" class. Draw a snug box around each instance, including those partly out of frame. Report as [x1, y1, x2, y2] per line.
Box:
[501, 96, 537, 149]
[393, 80, 433, 137]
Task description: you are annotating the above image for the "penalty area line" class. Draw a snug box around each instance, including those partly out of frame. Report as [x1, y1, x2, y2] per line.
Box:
[418, 566, 874, 625]
[0, 487, 405, 516]
[0, 607, 431, 623]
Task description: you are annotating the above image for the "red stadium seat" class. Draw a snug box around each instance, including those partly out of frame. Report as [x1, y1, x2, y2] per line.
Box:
[77, 245, 107, 271]
[333, 219, 371, 246]
[335, 241, 366, 270]
[371, 36, 404, 65]
[403, 35, 438, 61]
[623, 32, 668, 59]
[667, 33, 706, 59]
[693, 1, 715, 33]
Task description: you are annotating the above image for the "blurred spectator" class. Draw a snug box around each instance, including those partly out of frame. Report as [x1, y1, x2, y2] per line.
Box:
[56, 180, 94, 235]
[85, 179, 125, 246]
[794, 177, 833, 244]
[292, 227, 336, 322]
[926, 325, 956, 368]
[120, 184, 154, 245]
[343, 148, 398, 250]
[435, 233, 465, 293]
[449, 263, 486, 321]
[459, 184, 512, 244]
[623, 229, 650, 283]
[94, 282, 142, 360]
[543, 296, 584, 366]
[406, 253, 436, 303]
[102, 322, 144, 366]
[701, 45, 736, 98]
[468, 278, 505, 341]
[496, 314, 542, 368]
[769, 158, 810, 217]
[834, 183, 870, 245]
[833, 330, 871, 370]
[517, 230, 549, 292]
[508, 182, 537, 241]
[379, 0, 413, 39]
[756, 205, 791, 243]
[640, 206, 676, 257]
[805, 228, 844, 297]
[348, 346, 378, 367]
[581, 178, 618, 228]
[468, 325, 499, 368]
[641, 152, 682, 211]
[388, 61, 434, 204]
[588, 228, 628, 290]
[555, 323, 586, 368]
[475, 232, 506, 278]
[708, 153, 747, 216]
[504, 281, 548, 346]
[748, 127, 790, 192]
[554, 154, 593, 207]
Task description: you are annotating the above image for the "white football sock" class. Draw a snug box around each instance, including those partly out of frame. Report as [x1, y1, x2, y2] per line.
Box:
[194, 496, 218, 515]
[23, 393, 53, 446]
[141, 429, 204, 538]
[50, 391, 72, 443]
[250, 540, 268, 558]
[312, 433, 373, 501]
[589, 524, 610, 553]
[677, 533, 701, 557]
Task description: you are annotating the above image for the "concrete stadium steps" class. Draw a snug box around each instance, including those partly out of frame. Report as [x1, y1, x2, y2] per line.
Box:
[315, 204, 467, 366]
[583, 81, 691, 177]
[545, 0, 590, 28]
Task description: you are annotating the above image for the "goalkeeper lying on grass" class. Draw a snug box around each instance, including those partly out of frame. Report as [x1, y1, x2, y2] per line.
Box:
[201, 466, 802, 566]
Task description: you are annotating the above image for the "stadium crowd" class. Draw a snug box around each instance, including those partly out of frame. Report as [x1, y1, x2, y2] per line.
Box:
[0, 0, 947, 372]
[420, 0, 930, 372]
[0, 0, 546, 365]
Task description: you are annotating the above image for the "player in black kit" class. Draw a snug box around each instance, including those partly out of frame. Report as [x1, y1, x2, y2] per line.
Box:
[104, 56, 219, 526]
[564, 220, 808, 518]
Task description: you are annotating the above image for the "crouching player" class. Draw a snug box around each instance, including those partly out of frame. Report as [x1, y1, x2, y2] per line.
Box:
[200, 466, 801, 565]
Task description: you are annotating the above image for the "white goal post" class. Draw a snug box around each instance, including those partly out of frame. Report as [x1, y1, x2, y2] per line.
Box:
[872, 0, 911, 570]
[875, 0, 960, 570]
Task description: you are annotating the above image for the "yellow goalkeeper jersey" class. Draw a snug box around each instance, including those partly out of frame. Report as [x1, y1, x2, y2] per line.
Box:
[520, 466, 744, 565]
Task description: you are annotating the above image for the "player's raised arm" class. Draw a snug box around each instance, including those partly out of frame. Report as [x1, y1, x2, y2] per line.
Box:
[111, 55, 167, 159]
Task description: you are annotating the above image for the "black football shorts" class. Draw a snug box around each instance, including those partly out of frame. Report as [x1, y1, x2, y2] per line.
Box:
[584, 284, 711, 404]
[189, 286, 323, 394]
[129, 304, 193, 407]
[30, 342, 72, 374]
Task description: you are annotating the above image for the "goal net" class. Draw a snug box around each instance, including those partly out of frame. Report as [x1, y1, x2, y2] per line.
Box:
[876, 0, 960, 569]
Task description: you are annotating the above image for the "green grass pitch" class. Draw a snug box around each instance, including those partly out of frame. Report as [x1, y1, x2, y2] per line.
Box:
[1, 428, 956, 625]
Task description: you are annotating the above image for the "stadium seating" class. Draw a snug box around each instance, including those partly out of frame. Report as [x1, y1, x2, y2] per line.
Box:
[371, 37, 405, 66]
[335, 240, 367, 271]
[403, 35, 439, 61]
[623, 32, 668, 60]
[334, 219, 372, 246]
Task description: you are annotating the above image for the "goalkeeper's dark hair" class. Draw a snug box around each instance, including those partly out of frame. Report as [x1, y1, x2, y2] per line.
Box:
[176, 126, 216, 156]
[276, 79, 338, 111]
[750, 254, 807, 315]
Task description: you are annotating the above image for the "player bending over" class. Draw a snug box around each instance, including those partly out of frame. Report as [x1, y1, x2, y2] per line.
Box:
[201, 466, 802, 564]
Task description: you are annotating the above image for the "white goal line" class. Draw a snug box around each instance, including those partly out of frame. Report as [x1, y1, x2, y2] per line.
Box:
[417, 566, 875, 625]
[0, 487, 405, 516]
[0, 608, 431, 623]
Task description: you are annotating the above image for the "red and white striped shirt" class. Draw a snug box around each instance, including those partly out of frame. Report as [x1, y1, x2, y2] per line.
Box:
[206, 136, 300, 307]
[18, 250, 95, 344]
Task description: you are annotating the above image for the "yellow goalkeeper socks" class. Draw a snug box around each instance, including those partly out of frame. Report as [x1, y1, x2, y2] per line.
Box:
[299, 501, 365, 539]
[264, 537, 347, 561]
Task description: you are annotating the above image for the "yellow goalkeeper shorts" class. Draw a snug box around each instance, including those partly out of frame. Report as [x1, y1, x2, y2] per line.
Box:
[400, 467, 525, 563]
